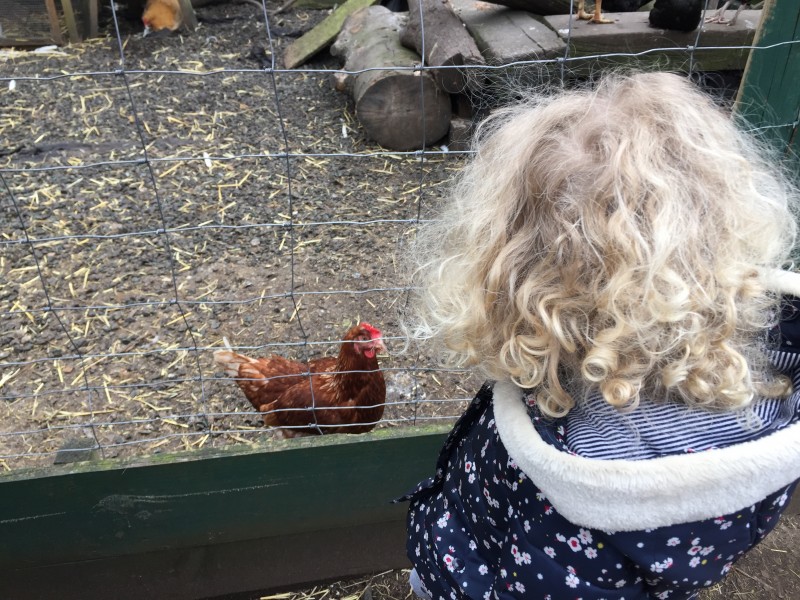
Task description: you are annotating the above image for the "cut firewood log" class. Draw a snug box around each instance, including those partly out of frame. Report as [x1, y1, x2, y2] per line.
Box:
[331, 5, 451, 151]
[447, 116, 474, 151]
[400, 0, 485, 94]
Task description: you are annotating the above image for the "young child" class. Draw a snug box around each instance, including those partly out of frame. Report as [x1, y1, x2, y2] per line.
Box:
[399, 72, 800, 599]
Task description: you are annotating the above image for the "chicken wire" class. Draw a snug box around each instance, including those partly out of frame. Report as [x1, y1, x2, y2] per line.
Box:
[0, 0, 797, 470]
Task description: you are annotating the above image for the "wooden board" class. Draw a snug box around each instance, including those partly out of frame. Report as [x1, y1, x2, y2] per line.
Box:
[0, 425, 450, 597]
[283, 0, 379, 69]
[736, 0, 800, 167]
[543, 10, 762, 73]
[2, 520, 410, 600]
[450, 0, 566, 64]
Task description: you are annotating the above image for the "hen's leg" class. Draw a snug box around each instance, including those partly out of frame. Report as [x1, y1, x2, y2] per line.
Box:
[577, 0, 613, 24]
[577, 0, 590, 20]
[727, 3, 746, 26]
[705, 0, 732, 24]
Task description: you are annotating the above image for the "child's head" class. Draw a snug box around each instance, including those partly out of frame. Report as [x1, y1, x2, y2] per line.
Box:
[406, 72, 798, 416]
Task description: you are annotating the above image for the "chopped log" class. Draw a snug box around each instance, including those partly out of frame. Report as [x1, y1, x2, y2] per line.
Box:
[283, 0, 379, 69]
[447, 116, 474, 151]
[399, 0, 485, 93]
[331, 5, 451, 151]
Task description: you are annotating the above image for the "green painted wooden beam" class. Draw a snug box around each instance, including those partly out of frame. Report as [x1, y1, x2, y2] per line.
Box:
[736, 0, 800, 169]
[0, 425, 450, 577]
[2, 519, 410, 599]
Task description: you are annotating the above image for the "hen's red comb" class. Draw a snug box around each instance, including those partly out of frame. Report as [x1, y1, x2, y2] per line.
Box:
[359, 322, 382, 340]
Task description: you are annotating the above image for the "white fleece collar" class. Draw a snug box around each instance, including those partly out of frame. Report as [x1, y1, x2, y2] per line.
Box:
[492, 379, 800, 532]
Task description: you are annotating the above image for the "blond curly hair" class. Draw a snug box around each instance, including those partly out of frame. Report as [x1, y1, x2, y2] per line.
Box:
[405, 72, 798, 417]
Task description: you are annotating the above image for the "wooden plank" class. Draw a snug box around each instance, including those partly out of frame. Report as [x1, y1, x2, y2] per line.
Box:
[45, 0, 64, 45]
[543, 10, 762, 73]
[89, 0, 99, 38]
[178, 0, 198, 30]
[283, 0, 379, 69]
[60, 0, 81, 42]
[0, 425, 449, 570]
[0, 520, 409, 599]
[736, 0, 800, 166]
[450, 0, 565, 63]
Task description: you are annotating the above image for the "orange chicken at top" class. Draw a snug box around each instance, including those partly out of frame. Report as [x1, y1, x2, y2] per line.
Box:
[142, 0, 182, 35]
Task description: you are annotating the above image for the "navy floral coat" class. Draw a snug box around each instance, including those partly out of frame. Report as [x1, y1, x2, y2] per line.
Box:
[402, 302, 800, 600]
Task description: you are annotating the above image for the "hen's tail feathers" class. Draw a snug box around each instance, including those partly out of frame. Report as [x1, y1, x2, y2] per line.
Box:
[214, 340, 258, 379]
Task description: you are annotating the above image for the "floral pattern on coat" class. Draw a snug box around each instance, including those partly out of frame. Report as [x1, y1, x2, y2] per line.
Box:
[401, 384, 796, 600]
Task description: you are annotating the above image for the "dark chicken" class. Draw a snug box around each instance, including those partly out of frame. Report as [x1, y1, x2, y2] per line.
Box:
[214, 323, 387, 438]
[650, 0, 703, 32]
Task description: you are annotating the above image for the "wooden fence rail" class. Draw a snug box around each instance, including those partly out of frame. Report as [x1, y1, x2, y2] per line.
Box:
[0, 426, 449, 599]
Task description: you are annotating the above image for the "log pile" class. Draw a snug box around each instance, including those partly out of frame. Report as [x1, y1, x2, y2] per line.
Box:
[330, 6, 451, 151]
[330, 0, 488, 150]
[282, 1, 764, 151]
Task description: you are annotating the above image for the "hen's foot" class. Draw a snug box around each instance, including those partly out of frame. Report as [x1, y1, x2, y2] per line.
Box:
[578, 9, 613, 24]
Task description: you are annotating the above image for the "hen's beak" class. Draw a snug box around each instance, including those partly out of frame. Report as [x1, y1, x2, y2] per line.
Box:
[373, 338, 388, 356]
[143, 25, 152, 37]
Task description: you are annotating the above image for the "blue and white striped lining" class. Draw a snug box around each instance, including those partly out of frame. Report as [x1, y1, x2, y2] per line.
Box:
[558, 349, 800, 460]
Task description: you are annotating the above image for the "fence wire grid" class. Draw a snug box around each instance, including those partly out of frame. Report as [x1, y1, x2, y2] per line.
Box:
[0, 0, 797, 470]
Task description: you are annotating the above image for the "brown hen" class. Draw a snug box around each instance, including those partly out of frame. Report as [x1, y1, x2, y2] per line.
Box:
[214, 323, 387, 438]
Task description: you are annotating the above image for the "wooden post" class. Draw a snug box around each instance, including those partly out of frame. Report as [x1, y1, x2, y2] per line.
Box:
[44, 0, 64, 45]
[60, 0, 81, 42]
[177, 0, 198, 30]
[88, 0, 98, 38]
[735, 0, 800, 168]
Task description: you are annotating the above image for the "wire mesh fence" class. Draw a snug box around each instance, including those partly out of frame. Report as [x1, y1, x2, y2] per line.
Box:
[0, 0, 796, 470]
